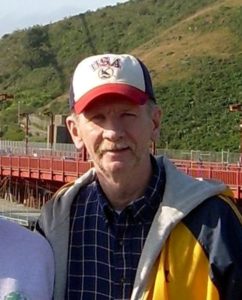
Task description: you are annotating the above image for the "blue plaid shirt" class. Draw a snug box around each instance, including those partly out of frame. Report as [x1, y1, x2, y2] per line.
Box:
[66, 156, 165, 299]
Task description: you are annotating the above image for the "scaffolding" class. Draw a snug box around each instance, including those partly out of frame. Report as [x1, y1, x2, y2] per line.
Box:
[0, 176, 43, 229]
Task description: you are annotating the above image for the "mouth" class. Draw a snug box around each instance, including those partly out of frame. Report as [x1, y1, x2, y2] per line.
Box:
[105, 147, 129, 153]
[99, 146, 130, 156]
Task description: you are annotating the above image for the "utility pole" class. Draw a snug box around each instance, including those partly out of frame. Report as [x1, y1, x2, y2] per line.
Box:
[44, 111, 54, 153]
[20, 112, 31, 155]
[18, 100, 21, 124]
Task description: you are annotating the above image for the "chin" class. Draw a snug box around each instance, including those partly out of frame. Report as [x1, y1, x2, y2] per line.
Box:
[102, 160, 133, 175]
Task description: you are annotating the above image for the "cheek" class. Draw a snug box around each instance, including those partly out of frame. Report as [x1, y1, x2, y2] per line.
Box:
[126, 124, 152, 151]
[134, 118, 154, 138]
[81, 127, 102, 152]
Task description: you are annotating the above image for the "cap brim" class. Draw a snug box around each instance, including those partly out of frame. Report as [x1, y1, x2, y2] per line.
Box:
[74, 83, 149, 114]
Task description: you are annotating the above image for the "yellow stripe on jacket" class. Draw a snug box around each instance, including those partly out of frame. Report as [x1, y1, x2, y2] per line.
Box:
[143, 222, 219, 300]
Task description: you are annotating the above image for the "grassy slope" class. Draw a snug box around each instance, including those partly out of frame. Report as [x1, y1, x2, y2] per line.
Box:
[133, 0, 242, 150]
[0, 0, 242, 150]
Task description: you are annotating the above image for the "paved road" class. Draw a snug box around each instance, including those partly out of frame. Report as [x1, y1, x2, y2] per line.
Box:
[0, 197, 40, 228]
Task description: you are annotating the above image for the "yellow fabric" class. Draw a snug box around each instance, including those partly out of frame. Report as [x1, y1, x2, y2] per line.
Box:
[143, 222, 219, 300]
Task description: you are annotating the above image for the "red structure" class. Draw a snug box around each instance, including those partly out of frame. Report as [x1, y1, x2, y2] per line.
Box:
[0, 155, 92, 208]
[0, 155, 242, 209]
[0, 155, 92, 183]
[173, 159, 242, 203]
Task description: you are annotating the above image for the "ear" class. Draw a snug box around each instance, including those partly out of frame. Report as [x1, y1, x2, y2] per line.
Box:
[151, 106, 162, 142]
[66, 115, 84, 150]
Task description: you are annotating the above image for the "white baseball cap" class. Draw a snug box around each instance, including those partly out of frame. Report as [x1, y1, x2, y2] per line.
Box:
[69, 53, 156, 114]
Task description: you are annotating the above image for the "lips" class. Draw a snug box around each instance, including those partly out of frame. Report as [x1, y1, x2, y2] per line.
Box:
[97, 144, 131, 159]
[102, 147, 129, 154]
[99, 142, 130, 154]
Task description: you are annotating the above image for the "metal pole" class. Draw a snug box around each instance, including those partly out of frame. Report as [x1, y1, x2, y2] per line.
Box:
[25, 114, 29, 155]
[44, 112, 54, 154]
[50, 113, 54, 153]
[18, 100, 21, 124]
[20, 112, 30, 155]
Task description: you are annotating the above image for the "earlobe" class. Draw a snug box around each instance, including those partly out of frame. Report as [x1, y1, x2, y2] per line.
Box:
[66, 115, 83, 150]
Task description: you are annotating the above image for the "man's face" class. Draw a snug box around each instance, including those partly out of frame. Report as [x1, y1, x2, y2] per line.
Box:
[67, 97, 161, 177]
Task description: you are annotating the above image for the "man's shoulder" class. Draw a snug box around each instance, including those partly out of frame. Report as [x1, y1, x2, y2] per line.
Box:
[50, 167, 97, 205]
[38, 170, 97, 234]
[184, 194, 242, 232]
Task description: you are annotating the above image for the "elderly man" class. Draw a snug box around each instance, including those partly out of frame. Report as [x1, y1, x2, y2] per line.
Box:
[37, 53, 242, 300]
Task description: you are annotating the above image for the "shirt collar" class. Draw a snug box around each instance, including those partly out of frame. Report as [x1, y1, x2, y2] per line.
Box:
[96, 155, 166, 223]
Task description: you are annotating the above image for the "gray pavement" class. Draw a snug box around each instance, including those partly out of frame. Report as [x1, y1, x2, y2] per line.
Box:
[0, 197, 40, 228]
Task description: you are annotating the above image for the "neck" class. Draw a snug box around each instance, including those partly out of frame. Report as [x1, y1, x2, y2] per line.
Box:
[97, 159, 153, 210]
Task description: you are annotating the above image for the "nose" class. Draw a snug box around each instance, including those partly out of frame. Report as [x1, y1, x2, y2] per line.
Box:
[102, 118, 124, 141]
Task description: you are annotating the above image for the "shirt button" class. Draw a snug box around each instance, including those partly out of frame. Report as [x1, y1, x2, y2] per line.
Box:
[118, 240, 123, 247]
[120, 277, 126, 284]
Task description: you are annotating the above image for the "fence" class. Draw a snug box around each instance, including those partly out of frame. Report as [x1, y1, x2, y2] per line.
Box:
[156, 149, 240, 165]
[0, 140, 241, 164]
[0, 140, 77, 158]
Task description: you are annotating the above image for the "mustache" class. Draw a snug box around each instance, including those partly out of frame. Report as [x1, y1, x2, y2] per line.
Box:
[97, 142, 131, 155]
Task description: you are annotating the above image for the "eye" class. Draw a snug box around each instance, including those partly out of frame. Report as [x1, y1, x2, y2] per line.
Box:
[90, 114, 105, 122]
[122, 112, 137, 117]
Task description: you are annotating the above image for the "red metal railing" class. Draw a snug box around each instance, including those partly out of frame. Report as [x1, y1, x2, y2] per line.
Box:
[1, 155, 242, 202]
[0, 155, 93, 183]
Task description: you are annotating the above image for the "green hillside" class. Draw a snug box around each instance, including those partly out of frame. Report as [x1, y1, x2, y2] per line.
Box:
[0, 0, 242, 151]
